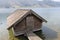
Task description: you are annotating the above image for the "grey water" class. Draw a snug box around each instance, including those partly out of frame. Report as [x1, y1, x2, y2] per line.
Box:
[0, 8, 60, 40]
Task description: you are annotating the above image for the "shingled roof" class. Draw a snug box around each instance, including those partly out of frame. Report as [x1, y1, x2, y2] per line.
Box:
[7, 9, 47, 29]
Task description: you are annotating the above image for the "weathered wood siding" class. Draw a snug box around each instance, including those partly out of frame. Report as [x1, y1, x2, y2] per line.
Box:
[26, 15, 34, 32]
[14, 19, 26, 35]
[26, 15, 42, 32]
[33, 16, 42, 29]
[13, 14, 42, 36]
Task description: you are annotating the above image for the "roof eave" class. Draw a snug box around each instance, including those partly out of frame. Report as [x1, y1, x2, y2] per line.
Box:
[30, 10, 47, 23]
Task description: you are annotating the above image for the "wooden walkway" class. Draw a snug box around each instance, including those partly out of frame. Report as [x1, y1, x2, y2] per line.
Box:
[27, 32, 42, 40]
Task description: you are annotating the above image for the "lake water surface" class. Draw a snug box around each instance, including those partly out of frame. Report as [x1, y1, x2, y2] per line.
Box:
[0, 8, 60, 40]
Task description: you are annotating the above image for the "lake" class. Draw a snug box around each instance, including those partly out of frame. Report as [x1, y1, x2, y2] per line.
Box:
[0, 8, 60, 40]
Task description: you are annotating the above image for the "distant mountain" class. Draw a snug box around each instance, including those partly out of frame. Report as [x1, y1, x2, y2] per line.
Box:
[0, 0, 60, 8]
[43, 0, 60, 7]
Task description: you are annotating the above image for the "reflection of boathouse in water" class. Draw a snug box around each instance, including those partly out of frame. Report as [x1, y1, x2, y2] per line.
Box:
[7, 9, 47, 40]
